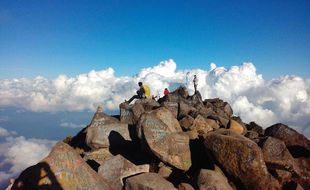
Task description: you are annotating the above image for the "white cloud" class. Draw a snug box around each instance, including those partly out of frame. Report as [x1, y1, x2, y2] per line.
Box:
[0, 127, 10, 137]
[0, 130, 56, 187]
[60, 122, 85, 129]
[0, 59, 309, 138]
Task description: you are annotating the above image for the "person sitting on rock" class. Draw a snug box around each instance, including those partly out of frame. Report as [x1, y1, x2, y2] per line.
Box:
[158, 88, 169, 104]
[164, 88, 169, 97]
[126, 82, 145, 104]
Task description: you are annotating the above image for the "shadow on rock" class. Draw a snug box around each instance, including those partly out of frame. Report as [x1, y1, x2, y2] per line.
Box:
[108, 130, 152, 166]
[11, 162, 63, 190]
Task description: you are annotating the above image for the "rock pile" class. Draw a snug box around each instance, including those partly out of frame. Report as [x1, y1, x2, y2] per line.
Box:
[10, 87, 310, 190]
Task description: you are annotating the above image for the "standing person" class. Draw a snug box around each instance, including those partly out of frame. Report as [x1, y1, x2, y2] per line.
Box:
[193, 75, 198, 94]
[126, 82, 145, 104]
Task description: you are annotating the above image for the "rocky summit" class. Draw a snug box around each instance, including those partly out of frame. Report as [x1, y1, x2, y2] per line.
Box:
[9, 87, 310, 190]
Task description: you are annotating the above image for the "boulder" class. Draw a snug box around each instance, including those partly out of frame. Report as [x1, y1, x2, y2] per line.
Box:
[190, 115, 213, 135]
[223, 102, 233, 117]
[204, 129, 280, 190]
[12, 142, 113, 190]
[185, 130, 199, 140]
[294, 157, 310, 189]
[262, 137, 300, 174]
[246, 122, 264, 135]
[124, 172, 177, 190]
[162, 101, 179, 118]
[120, 103, 135, 125]
[98, 155, 150, 190]
[245, 130, 259, 142]
[205, 118, 220, 130]
[265, 123, 310, 157]
[138, 98, 160, 111]
[83, 148, 114, 165]
[178, 183, 195, 190]
[158, 162, 173, 178]
[91, 106, 120, 124]
[86, 122, 130, 150]
[171, 86, 189, 99]
[189, 91, 203, 105]
[197, 168, 233, 190]
[228, 119, 245, 135]
[138, 107, 192, 171]
[178, 101, 197, 119]
[179, 115, 194, 130]
[131, 103, 145, 123]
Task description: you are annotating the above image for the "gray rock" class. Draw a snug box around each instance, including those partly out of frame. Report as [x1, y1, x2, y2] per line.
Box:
[138, 107, 192, 171]
[12, 142, 114, 190]
[197, 168, 233, 190]
[204, 129, 280, 190]
[86, 113, 131, 149]
[98, 155, 150, 190]
[124, 172, 177, 190]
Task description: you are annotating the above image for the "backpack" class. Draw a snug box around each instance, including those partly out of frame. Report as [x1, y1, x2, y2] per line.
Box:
[143, 85, 151, 98]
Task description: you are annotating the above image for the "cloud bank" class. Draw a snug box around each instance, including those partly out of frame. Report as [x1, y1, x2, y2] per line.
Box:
[0, 127, 56, 187]
[0, 59, 309, 138]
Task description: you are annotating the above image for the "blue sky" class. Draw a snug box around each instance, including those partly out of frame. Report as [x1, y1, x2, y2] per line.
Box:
[0, 0, 309, 79]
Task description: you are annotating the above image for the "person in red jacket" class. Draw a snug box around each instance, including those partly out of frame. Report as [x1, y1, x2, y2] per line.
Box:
[164, 88, 169, 97]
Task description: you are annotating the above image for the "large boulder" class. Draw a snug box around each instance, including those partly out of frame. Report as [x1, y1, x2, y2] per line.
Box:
[86, 122, 130, 150]
[261, 137, 301, 186]
[83, 148, 114, 165]
[203, 98, 232, 118]
[294, 157, 310, 189]
[171, 86, 189, 99]
[124, 172, 177, 190]
[138, 107, 192, 171]
[178, 101, 197, 119]
[190, 115, 213, 135]
[262, 137, 300, 174]
[98, 155, 150, 190]
[228, 119, 245, 135]
[204, 129, 280, 190]
[205, 118, 220, 130]
[162, 101, 179, 118]
[86, 106, 130, 149]
[131, 103, 145, 123]
[12, 142, 113, 190]
[120, 103, 135, 125]
[179, 115, 194, 130]
[178, 183, 195, 190]
[246, 122, 264, 135]
[197, 168, 234, 190]
[265, 123, 310, 157]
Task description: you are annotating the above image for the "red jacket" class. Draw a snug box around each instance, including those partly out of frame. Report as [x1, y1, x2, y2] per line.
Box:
[164, 89, 169, 96]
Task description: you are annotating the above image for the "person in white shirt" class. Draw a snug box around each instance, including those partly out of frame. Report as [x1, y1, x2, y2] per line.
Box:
[193, 75, 198, 94]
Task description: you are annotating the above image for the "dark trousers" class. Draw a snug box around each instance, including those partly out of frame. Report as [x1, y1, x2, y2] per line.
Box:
[128, 95, 143, 104]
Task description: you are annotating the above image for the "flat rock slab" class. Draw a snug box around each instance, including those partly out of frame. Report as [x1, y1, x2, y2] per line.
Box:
[124, 172, 177, 190]
[98, 155, 150, 190]
[86, 122, 130, 149]
[12, 142, 114, 190]
[204, 129, 280, 190]
[83, 148, 114, 165]
[138, 107, 191, 171]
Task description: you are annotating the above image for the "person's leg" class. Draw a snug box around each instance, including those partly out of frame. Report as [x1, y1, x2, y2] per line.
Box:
[127, 95, 140, 104]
